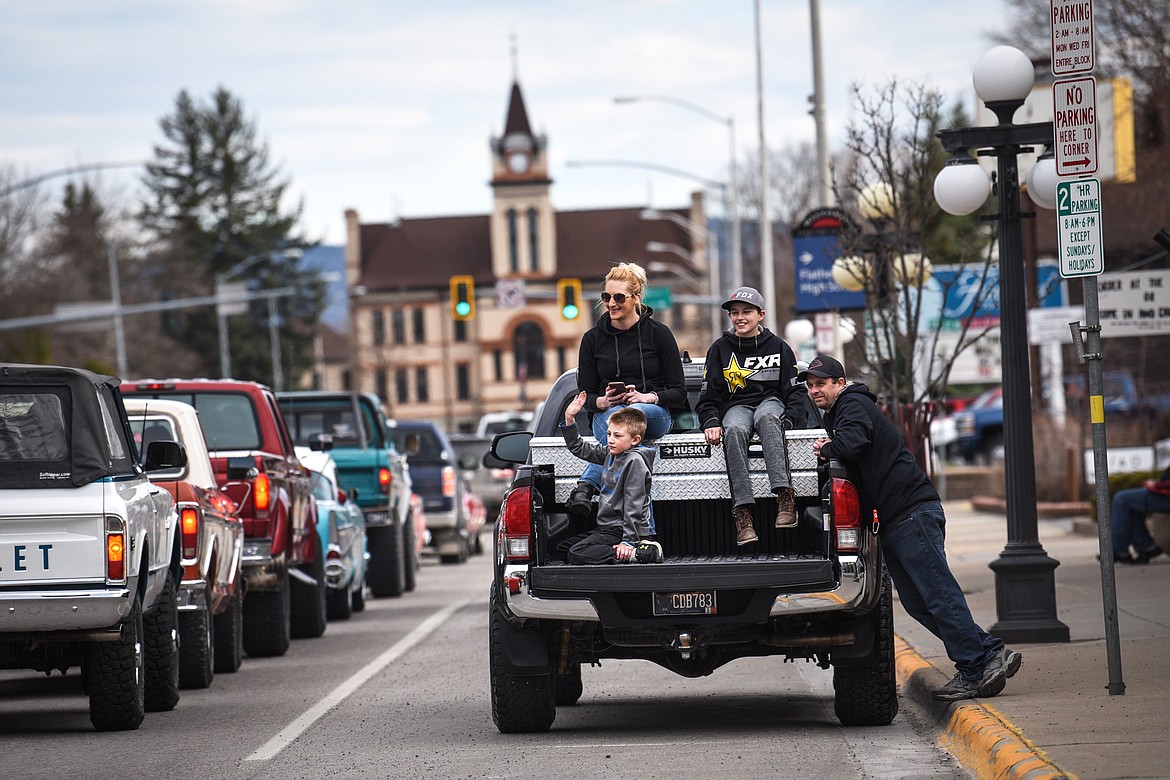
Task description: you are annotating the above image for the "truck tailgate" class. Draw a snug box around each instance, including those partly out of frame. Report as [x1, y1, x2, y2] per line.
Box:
[0, 487, 108, 585]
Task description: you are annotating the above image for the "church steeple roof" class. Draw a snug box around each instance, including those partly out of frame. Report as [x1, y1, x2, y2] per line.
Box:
[503, 81, 533, 138]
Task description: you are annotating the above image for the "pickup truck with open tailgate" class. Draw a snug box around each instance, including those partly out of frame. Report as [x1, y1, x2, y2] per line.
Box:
[487, 360, 896, 733]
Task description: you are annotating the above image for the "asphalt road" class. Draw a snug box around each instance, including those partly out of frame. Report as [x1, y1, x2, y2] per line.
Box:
[0, 536, 969, 780]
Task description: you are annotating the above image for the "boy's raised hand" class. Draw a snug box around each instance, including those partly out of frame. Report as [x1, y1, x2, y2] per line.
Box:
[564, 390, 587, 425]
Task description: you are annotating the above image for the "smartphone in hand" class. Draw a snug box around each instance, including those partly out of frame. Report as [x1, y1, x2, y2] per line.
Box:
[606, 381, 626, 396]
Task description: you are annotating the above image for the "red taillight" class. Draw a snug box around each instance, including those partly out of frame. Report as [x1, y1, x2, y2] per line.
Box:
[134, 382, 176, 391]
[501, 486, 532, 562]
[180, 506, 199, 560]
[106, 516, 126, 583]
[254, 473, 271, 512]
[831, 477, 861, 553]
[442, 466, 456, 498]
[378, 467, 391, 494]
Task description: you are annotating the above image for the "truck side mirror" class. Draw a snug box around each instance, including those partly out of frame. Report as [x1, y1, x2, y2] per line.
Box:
[489, 431, 532, 465]
[309, 432, 334, 452]
[144, 440, 188, 473]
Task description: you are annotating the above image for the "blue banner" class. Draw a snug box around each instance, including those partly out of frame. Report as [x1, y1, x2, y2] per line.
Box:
[794, 233, 866, 312]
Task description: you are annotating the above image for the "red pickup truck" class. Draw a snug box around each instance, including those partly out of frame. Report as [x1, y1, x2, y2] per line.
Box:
[123, 379, 327, 657]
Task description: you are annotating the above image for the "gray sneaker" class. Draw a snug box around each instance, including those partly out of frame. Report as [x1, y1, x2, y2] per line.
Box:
[931, 671, 982, 701]
[976, 647, 1022, 697]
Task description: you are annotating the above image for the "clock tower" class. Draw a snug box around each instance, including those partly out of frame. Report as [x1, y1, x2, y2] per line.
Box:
[490, 80, 556, 279]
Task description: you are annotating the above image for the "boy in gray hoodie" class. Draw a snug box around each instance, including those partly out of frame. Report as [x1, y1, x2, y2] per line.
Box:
[559, 391, 663, 564]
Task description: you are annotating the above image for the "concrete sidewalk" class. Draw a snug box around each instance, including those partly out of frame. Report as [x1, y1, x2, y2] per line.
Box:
[892, 500, 1169, 780]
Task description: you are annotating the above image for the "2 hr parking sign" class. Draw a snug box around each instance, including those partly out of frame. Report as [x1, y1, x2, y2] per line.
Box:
[1057, 178, 1104, 277]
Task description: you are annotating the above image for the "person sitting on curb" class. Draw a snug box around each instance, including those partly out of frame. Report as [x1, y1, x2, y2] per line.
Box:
[1110, 466, 1169, 564]
[802, 354, 1022, 701]
[696, 286, 805, 546]
[558, 391, 663, 565]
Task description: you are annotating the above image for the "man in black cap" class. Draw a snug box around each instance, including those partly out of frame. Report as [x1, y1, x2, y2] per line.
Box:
[800, 354, 1023, 701]
[697, 286, 804, 546]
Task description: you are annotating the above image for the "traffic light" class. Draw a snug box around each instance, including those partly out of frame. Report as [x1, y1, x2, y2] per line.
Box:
[450, 275, 475, 320]
[557, 278, 582, 320]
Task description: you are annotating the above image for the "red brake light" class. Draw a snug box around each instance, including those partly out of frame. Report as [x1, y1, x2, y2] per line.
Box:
[180, 506, 199, 560]
[831, 477, 861, 553]
[134, 382, 176, 391]
[501, 486, 532, 562]
[105, 516, 126, 583]
[442, 466, 456, 498]
[254, 473, 271, 512]
[378, 467, 391, 494]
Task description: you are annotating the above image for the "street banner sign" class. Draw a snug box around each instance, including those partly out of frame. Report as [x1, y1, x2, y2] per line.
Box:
[792, 208, 864, 312]
[1057, 178, 1104, 277]
[1054, 76, 1098, 176]
[1050, 0, 1094, 76]
[496, 278, 526, 308]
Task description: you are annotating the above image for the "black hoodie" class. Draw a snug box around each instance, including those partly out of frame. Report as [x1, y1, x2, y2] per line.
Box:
[577, 308, 686, 413]
[695, 327, 805, 429]
[820, 382, 939, 530]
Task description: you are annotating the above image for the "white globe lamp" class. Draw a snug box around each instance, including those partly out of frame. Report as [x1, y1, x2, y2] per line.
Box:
[1026, 155, 1059, 210]
[934, 156, 992, 216]
[784, 318, 815, 347]
[831, 256, 869, 292]
[892, 253, 933, 287]
[972, 45, 1034, 104]
[859, 181, 896, 221]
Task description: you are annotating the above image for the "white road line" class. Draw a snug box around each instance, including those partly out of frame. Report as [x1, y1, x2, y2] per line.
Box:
[245, 598, 471, 762]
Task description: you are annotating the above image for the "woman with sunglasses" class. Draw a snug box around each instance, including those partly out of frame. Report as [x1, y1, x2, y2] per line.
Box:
[566, 262, 686, 520]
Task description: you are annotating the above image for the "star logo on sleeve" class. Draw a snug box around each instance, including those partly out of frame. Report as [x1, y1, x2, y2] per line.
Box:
[722, 354, 757, 393]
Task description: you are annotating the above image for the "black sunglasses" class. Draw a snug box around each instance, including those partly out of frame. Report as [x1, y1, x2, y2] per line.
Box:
[600, 292, 629, 304]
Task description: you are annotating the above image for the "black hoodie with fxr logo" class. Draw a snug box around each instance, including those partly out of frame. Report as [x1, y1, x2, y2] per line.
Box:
[695, 326, 805, 430]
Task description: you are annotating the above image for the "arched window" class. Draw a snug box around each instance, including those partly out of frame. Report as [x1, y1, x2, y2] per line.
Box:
[507, 208, 519, 272]
[513, 321, 545, 380]
[527, 207, 539, 271]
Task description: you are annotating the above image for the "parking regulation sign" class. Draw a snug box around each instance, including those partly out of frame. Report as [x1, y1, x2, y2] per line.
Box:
[1057, 177, 1104, 277]
[1050, 0, 1094, 76]
[1054, 76, 1098, 176]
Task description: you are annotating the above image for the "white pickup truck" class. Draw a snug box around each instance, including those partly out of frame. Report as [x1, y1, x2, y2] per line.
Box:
[0, 364, 185, 731]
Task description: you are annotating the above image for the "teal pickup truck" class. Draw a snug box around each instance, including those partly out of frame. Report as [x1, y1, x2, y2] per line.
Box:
[277, 392, 416, 597]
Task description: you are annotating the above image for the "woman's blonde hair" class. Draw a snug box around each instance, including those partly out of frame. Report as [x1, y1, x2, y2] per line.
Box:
[600, 262, 649, 314]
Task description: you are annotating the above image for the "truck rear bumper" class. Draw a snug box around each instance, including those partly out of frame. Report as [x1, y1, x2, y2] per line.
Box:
[501, 554, 873, 622]
[240, 539, 285, 591]
[424, 509, 459, 530]
[0, 587, 133, 633]
[177, 580, 208, 612]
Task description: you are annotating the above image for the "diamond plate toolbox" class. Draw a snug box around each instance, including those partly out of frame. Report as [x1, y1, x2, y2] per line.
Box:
[531, 428, 826, 503]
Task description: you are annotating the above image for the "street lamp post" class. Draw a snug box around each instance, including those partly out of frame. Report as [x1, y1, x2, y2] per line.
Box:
[613, 95, 742, 290]
[933, 46, 1069, 643]
[107, 239, 128, 378]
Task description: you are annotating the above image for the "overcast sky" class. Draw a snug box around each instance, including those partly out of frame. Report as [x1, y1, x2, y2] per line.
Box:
[2, 0, 1012, 245]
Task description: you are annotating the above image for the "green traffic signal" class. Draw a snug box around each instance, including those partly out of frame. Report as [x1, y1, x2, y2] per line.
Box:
[456, 300, 471, 317]
[562, 303, 579, 319]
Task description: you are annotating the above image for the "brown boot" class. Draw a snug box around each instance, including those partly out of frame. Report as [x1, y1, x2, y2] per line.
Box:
[774, 487, 798, 528]
[733, 506, 758, 545]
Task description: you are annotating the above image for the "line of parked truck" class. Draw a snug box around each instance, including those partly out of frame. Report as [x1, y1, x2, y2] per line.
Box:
[0, 363, 487, 731]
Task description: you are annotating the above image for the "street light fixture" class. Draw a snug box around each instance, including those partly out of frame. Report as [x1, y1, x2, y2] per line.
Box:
[933, 45, 1068, 644]
[613, 94, 742, 290]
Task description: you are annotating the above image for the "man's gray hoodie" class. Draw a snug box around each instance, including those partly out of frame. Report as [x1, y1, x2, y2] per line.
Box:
[560, 423, 656, 541]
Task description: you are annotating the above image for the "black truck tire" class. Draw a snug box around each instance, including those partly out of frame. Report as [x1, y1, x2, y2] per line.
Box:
[489, 586, 555, 733]
[402, 512, 418, 593]
[327, 580, 354, 621]
[554, 661, 583, 706]
[291, 539, 328, 638]
[86, 598, 146, 731]
[144, 569, 181, 712]
[352, 569, 367, 613]
[243, 566, 291, 657]
[178, 605, 214, 689]
[367, 523, 406, 598]
[832, 570, 899, 726]
[213, 584, 244, 673]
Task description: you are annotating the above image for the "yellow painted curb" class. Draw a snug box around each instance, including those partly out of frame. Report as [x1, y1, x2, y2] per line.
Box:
[894, 637, 1076, 780]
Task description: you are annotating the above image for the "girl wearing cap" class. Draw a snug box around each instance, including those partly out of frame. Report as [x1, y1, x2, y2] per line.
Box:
[567, 262, 686, 519]
[696, 286, 805, 545]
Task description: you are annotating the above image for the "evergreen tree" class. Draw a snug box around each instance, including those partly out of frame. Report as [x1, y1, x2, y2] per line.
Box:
[139, 86, 321, 386]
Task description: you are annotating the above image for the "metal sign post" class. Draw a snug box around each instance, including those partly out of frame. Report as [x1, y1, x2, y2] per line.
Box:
[1053, 0, 1124, 695]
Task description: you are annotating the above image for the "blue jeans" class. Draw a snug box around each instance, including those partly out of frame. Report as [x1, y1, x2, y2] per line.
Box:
[722, 399, 791, 508]
[1111, 487, 1170, 556]
[880, 501, 1002, 681]
[577, 402, 673, 491]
